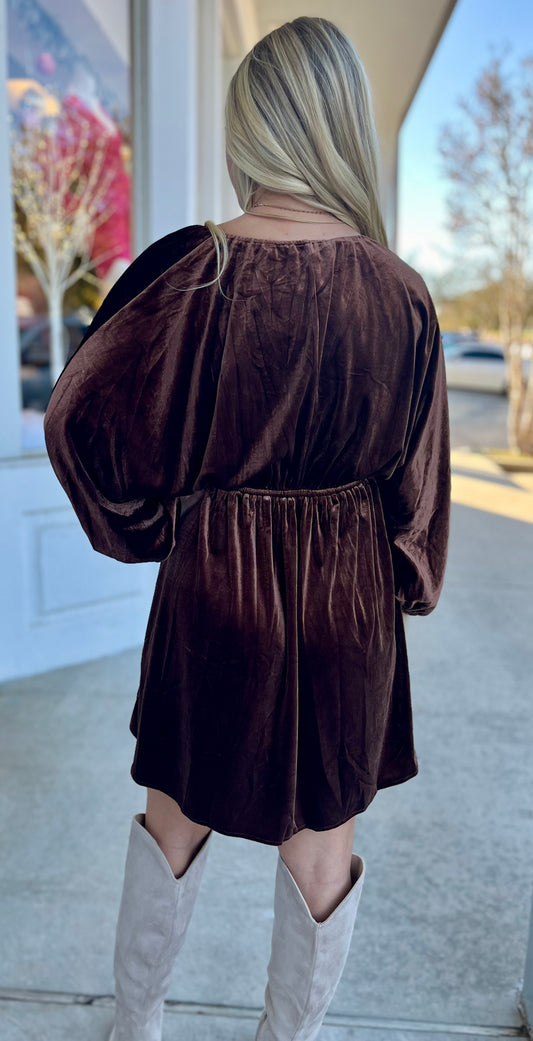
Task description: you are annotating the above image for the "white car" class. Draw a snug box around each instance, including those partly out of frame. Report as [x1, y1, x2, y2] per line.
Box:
[443, 338, 508, 394]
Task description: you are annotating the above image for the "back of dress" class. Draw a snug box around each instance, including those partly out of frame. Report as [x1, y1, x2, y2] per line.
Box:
[44, 224, 450, 845]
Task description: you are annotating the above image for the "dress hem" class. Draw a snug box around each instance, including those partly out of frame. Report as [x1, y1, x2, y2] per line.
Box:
[129, 763, 419, 847]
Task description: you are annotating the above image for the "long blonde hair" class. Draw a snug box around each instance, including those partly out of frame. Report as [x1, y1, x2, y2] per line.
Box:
[205, 16, 387, 286]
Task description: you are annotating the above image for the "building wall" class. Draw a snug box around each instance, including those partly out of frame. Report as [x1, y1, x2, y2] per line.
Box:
[0, 456, 157, 679]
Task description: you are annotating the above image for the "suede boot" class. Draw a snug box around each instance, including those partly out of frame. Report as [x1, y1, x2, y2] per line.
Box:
[109, 813, 211, 1041]
[255, 852, 365, 1041]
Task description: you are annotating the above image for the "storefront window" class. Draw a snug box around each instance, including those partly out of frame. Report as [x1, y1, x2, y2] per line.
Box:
[7, 0, 132, 449]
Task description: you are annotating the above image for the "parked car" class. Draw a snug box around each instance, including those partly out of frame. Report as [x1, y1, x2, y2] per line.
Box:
[443, 338, 508, 394]
[19, 313, 89, 411]
[441, 331, 479, 350]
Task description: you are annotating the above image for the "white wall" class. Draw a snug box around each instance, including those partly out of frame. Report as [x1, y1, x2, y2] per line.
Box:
[0, 457, 156, 680]
[197, 0, 224, 224]
[132, 0, 199, 249]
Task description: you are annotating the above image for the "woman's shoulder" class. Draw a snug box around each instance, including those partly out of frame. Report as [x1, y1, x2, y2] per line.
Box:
[78, 226, 211, 345]
[137, 224, 212, 273]
[125, 225, 434, 319]
[353, 236, 434, 310]
[215, 227, 434, 311]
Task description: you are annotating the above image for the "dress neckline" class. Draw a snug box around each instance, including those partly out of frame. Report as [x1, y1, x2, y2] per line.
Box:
[219, 230, 366, 246]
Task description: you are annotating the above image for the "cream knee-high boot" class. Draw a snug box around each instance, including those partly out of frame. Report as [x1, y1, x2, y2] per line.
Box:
[109, 813, 211, 1041]
[255, 852, 365, 1041]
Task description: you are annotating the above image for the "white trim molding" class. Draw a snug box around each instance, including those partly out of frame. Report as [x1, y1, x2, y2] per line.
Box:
[197, 0, 224, 224]
[132, 0, 199, 251]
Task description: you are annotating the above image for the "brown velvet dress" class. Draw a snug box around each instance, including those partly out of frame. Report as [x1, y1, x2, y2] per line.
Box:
[44, 224, 450, 845]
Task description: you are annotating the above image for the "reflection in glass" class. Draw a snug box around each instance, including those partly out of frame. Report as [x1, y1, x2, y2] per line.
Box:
[7, 0, 131, 449]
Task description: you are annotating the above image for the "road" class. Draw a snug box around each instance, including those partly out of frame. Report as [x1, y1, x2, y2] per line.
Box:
[447, 387, 508, 450]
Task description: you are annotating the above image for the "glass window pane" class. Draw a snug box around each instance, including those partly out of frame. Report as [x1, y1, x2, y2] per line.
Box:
[7, 0, 132, 450]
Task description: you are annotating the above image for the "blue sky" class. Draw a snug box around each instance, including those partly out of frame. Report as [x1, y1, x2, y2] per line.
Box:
[397, 0, 533, 291]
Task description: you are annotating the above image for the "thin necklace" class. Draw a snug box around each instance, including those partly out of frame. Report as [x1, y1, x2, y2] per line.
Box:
[247, 205, 343, 225]
[252, 203, 328, 214]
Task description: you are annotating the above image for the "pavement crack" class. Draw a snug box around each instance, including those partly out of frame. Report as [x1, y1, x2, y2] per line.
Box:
[0, 987, 527, 1037]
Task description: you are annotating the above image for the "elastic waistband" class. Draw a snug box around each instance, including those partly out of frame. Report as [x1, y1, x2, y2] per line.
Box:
[212, 478, 369, 499]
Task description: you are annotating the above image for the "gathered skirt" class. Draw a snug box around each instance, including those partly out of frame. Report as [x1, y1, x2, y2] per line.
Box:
[129, 479, 418, 845]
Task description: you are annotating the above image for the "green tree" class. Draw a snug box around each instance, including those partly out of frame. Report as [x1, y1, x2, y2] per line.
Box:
[439, 51, 533, 452]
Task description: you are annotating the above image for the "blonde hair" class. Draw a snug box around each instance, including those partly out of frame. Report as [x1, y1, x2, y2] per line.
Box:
[205, 16, 387, 286]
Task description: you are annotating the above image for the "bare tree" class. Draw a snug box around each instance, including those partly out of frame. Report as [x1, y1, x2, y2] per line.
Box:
[439, 51, 533, 453]
[11, 108, 119, 384]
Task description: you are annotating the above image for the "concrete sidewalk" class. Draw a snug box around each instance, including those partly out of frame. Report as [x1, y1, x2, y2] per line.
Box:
[1, 448, 532, 1041]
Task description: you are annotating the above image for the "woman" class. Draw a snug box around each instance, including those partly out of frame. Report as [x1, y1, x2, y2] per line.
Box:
[44, 16, 450, 1041]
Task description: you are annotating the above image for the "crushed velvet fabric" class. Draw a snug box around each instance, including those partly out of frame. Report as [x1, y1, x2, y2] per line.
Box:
[44, 225, 450, 845]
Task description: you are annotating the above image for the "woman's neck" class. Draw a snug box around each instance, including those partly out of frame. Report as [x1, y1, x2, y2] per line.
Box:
[250, 189, 323, 212]
[218, 191, 360, 242]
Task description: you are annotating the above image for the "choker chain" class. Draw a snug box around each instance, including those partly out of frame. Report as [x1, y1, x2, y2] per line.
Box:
[247, 203, 343, 225]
